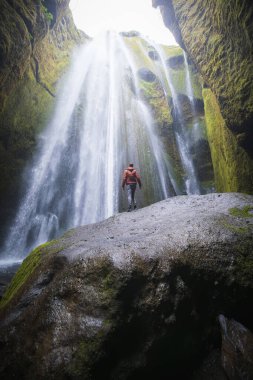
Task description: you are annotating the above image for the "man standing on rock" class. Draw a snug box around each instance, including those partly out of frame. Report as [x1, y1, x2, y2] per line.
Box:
[122, 163, 142, 212]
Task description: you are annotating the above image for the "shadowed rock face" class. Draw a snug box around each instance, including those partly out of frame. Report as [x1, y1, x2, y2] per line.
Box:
[0, 0, 82, 107]
[166, 54, 184, 69]
[137, 68, 157, 82]
[219, 315, 253, 380]
[0, 193, 253, 379]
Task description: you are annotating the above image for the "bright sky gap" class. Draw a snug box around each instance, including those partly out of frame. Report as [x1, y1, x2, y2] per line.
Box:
[69, 0, 178, 45]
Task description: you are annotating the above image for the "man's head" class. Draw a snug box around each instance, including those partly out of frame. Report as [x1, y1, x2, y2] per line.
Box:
[129, 163, 134, 167]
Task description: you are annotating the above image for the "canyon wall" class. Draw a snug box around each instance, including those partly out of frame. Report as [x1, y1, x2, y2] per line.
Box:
[153, 0, 253, 193]
[0, 0, 88, 234]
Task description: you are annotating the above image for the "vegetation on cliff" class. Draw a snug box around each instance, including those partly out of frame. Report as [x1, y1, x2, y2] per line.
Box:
[124, 35, 214, 194]
[155, 0, 253, 194]
[0, 0, 88, 238]
[203, 88, 253, 193]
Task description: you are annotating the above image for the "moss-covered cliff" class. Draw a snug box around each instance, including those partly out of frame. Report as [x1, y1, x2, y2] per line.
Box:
[153, 0, 253, 193]
[0, 0, 89, 235]
[124, 35, 214, 193]
[203, 89, 253, 193]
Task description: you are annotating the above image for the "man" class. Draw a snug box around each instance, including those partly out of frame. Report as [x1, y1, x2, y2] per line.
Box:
[122, 163, 142, 212]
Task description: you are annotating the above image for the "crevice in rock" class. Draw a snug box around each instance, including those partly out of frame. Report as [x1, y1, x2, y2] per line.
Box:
[8, 2, 36, 43]
[33, 57, 55, 97]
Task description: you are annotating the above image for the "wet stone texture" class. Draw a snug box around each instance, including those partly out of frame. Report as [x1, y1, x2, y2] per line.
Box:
[0, 193, 253, 380]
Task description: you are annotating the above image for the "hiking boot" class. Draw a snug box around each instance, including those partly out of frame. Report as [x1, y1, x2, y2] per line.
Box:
[134, 205, 137, 210]
[127, 206, 131, 212]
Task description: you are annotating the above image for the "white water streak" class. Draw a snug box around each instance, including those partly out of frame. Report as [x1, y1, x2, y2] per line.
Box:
[2, 32, 179, 259]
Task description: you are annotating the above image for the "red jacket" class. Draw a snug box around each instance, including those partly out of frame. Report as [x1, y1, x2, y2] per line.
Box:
[122, 167, 141, 187]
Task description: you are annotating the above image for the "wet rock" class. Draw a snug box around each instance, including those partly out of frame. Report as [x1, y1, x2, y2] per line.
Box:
[0, 193, 253, 379]
[155, 0, 253, 195]
[0, 263, 21, 298]
[175, 93, 193, 120]
[137, 68, 157, 82]
[166, 54, 184, 69]
[193, 350, 227, 380]
[191, 138, 214, 185]
[219, 315, 253, 380]
[155, 0, 253, 194]
[156, 1, 253, 147]
[120, 31, 140, 37]
[148, 50, 159, 61]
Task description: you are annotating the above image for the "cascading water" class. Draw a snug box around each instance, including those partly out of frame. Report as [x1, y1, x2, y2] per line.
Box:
[183, 51, 195, 107]
[183, 51, 205, 143]
[1, 32, 181, 262]
[141, 38, 201, 195]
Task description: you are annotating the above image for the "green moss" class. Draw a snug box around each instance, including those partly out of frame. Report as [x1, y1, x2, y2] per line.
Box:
[221, 221, 249, 234]
[0, 242, 51, 310]
[69, 323, 112, 379]
[140, 79, 173, 126]
[233, 241, 253, 287]
[62, 228, 76, 238]
[159, 46, 203, 99]
[70, 339, 99, 378]
[68, 258, 120, 377]
[236, 256, 253, 286]
[123, 36, 203, 101]
[0, 237, 67, 311]
[161, 45, 181, 56]
[0, 16, 84, 221]
[187, 69, 203, 100]
[0, 68, 54, 221]
[40, 2, 53, 24]
[123, 37, 155, 70]
[172, 0, 253, 134]
[203, 88, 253, 193]
[229, 205, 253, 218]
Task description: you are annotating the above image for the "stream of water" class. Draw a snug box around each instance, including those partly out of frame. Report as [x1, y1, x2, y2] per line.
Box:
[143, 38, 201, 195]
[0, 32, 204, 262]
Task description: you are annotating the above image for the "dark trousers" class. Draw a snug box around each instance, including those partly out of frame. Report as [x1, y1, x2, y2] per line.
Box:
[127, 184, 137, 208]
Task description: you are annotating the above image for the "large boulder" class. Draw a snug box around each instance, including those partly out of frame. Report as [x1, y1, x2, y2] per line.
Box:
[0, 193, 253, 379]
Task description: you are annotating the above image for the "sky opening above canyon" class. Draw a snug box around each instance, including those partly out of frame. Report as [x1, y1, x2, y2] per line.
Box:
[69, 0, 178, 45]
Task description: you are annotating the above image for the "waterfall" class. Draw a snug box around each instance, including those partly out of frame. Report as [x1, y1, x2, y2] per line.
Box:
[1, 32, 182, 261]
[142, 38, 201, 195]
[183, 51, 205, 144]
[183, 51, 195, 106]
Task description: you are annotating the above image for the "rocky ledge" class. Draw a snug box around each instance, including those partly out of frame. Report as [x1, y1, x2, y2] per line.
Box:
[0, 193, 253, 379]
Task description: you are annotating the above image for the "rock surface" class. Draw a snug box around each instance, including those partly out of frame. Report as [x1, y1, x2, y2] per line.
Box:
[219, 315, 253, 380]
[154, 0, 253, 148]
[0, 193, 253, 379]
[0, 0, 89, 240]
[153, 0, 253, 193]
